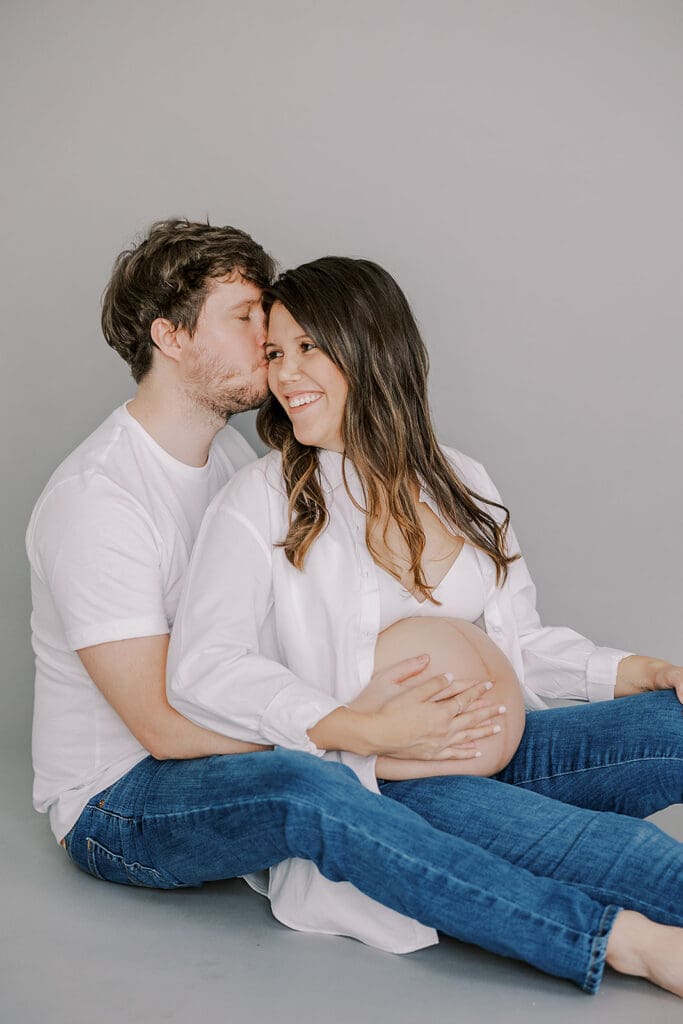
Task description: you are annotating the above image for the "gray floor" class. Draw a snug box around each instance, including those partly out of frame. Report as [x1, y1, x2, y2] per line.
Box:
[2, 734, 682, 1024]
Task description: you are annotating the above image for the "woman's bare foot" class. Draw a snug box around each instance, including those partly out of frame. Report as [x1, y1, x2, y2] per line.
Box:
[606, 910, 683, 997]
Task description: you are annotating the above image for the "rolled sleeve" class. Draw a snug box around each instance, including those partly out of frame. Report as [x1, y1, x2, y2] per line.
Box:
[168, 472, 346, 751]
[585, 646, 634, 702]
[459, 454, 635, 705]
[260, 685, 343, 753]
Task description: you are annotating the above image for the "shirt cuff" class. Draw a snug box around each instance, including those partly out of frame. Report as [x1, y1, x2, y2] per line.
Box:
[259, 688, 344, 754]
[66, 616, 170, 651]
[585, 647, 634, 702]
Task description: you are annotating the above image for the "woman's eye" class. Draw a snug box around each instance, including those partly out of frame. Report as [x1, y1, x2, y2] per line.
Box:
[302, 342, 317, 352]
[265, 349, 282, 361]
[238, 314, 251, 322]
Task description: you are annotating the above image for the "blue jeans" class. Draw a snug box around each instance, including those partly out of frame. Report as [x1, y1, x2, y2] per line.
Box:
[63, 690, 683, 993]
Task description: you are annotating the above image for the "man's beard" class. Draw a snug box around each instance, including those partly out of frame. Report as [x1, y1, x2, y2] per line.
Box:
[185, 354, 268, 421]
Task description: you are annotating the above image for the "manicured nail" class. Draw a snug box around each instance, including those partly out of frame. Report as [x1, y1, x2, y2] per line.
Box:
[474, 750, 482, 757]
[498, 705, 507, 714]
[483, 681, 493, 691]
[418, 654, 429, 662]
[492, 725, 502, 734]
[444, 672, 454, 682]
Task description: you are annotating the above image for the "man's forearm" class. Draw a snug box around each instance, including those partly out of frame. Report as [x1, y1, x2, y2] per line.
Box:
[145, 706, 271, 760]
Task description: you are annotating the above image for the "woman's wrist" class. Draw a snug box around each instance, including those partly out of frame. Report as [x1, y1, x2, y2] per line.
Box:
[307, 706, 379, 755]
[614, 655, 669, 697]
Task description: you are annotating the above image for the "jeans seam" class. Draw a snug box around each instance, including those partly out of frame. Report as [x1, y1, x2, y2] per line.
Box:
[583, 904, 621, 994]
[146, 792, 605, 944]
[512, 755, 683, 787]
[90, 806, 136, 824]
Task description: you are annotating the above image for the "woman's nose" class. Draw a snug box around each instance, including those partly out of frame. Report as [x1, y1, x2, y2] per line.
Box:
[278, 350, 303, 380]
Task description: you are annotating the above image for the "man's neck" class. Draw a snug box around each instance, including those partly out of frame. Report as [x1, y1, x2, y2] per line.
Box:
[127, 382, 225, 468]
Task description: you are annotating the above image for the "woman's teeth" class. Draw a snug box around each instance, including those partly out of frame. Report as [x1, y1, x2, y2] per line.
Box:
[289, 394, 322, 408]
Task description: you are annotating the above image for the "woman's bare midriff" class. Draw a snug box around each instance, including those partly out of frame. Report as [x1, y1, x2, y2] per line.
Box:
[373, 617, 526, 777]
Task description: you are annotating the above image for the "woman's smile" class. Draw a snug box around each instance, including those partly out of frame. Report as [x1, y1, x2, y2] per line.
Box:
[285, 390, 324, 411]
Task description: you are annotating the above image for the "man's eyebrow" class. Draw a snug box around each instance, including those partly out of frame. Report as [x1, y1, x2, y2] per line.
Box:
[227, 297, 259, 311]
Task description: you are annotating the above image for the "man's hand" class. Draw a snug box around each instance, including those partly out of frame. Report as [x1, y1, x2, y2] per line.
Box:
[615, 655, 683, 704]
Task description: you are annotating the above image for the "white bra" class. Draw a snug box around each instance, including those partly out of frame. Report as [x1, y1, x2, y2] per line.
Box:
[376, 540, 487, 633]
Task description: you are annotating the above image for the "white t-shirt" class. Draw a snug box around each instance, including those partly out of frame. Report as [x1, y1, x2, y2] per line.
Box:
[26, 402, 255, 842]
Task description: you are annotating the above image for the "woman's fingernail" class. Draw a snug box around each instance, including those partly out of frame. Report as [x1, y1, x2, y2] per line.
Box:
[418, 654, 429, 662]
[474, 750, 482, 758]
[483, 681, 493, 691]
[492, 725, 502, 734]
[444, 672, 454, 682]
[498, 705, 507, 714]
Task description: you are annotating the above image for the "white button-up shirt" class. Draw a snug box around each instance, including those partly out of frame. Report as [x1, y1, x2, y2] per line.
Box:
[167, 445, 631, 953]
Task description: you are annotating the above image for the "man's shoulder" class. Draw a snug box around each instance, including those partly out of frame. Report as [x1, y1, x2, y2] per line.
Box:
[211, 423, 258, 472]
[26, 406, 151, 552]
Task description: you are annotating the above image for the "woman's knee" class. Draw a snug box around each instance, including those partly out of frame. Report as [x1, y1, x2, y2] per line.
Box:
[252, 748, 360, 798]
[626, 689, 683, 744]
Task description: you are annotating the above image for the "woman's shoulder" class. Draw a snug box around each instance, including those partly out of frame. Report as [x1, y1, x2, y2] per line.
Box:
[209, 449, 287, 514]
[439, 444, 499, 497]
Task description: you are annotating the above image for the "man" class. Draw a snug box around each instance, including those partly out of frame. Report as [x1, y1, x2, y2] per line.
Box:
[26, 219, 683, 993]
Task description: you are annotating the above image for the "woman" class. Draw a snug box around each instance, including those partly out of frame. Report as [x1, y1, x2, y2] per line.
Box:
[168, 257, 683, 995]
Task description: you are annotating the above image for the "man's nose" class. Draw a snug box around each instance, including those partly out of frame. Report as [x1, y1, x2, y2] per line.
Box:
[253, 309, 267, 347]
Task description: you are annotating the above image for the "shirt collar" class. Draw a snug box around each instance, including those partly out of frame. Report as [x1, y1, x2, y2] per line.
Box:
[317, 449, 432, 506]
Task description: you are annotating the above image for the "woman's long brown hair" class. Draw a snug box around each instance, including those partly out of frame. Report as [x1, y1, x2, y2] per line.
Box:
[257, 257, 518, 601]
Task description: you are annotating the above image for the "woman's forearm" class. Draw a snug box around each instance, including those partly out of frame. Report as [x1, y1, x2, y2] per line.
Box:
[615, 654, 683, 701]
[308, 707, 378, 755]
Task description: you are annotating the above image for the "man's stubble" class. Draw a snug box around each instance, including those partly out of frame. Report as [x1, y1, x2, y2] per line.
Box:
[184, 350, 269, 421]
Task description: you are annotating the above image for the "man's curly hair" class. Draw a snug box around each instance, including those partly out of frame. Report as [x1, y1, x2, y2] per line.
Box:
[101, 218, 276, 382]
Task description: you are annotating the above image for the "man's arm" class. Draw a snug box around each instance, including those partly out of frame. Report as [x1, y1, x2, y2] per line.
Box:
[78, 634, 270, 760]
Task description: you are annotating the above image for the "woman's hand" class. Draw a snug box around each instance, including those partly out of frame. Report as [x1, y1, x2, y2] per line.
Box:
[364, 677, 505, 760]
[375, 702, 508, 777]
[349, 653, 506, 760]
[349, 653, 434, 713]
[309, 675, 503, 759]
[615, 655, 683, 703]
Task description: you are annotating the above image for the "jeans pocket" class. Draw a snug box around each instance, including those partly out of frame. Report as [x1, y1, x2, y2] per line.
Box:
[85, 837, 174, 889]
[61, 824, 78, 861]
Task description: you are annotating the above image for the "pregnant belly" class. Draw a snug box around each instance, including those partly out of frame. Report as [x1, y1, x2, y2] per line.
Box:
[373, 617, 526, 777]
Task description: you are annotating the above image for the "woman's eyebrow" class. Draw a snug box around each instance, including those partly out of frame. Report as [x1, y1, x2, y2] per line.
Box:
[265, 333, 311, 345]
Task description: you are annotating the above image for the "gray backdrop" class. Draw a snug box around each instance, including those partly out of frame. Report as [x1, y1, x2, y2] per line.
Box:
[2, 0, 682, 757]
